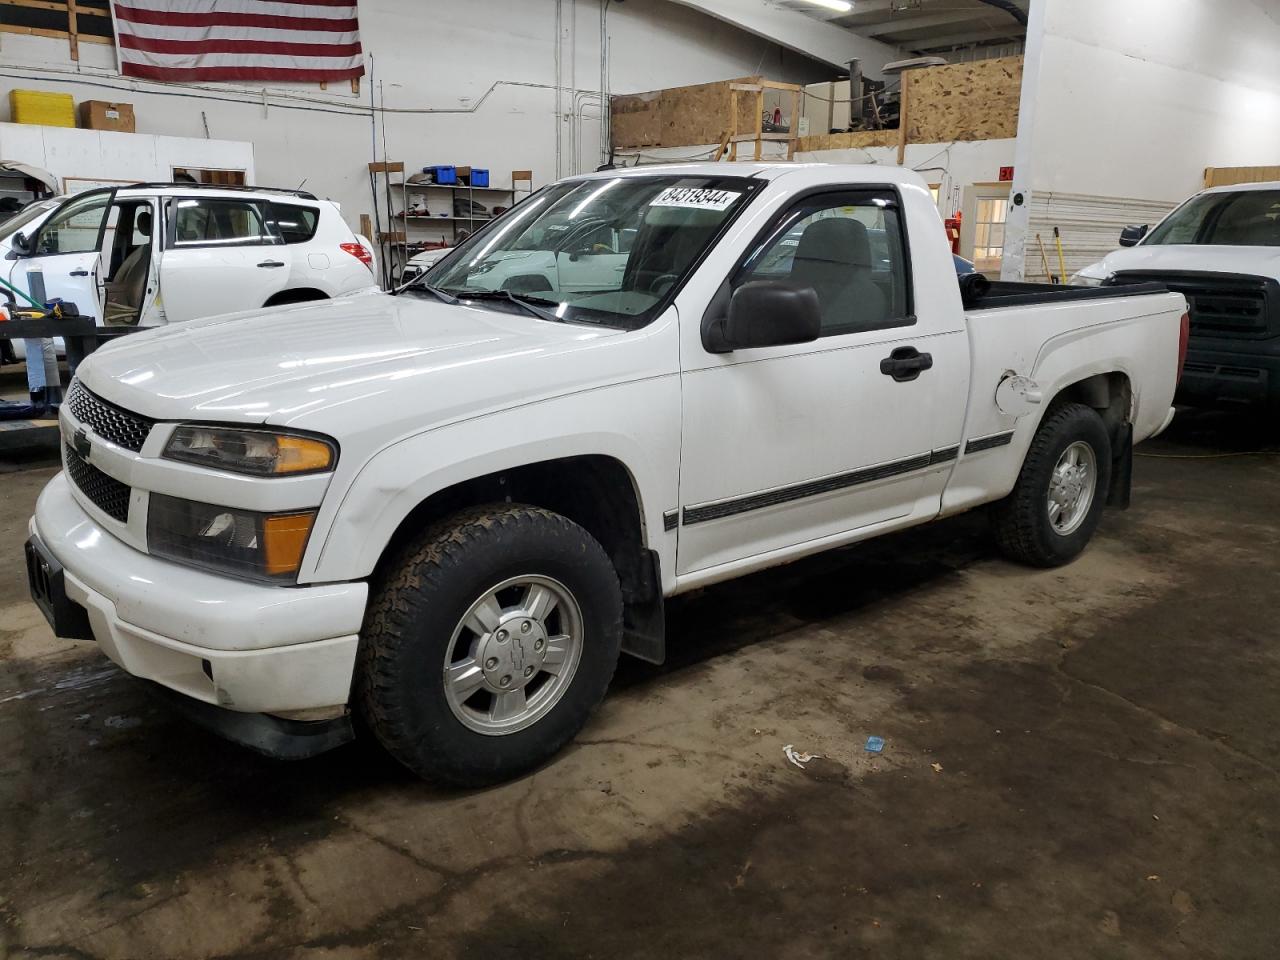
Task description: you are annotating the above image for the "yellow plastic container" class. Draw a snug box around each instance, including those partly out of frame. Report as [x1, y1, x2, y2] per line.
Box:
[10, 89, 76, 127]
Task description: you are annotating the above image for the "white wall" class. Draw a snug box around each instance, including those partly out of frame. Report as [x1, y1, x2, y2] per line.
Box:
[797, 139, 1016, 216]
[1004, 0, 1280, 279]
[0, 0, 832, 236]
[0, 122, 254, 190]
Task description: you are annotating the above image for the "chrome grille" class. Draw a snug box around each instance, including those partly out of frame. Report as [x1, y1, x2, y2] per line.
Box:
[65, 380, 155, 453]
[65, 444, 131, 523]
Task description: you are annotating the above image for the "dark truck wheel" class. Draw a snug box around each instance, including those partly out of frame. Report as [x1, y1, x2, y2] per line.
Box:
[991, 402, 1112, 568]
[356, 504, 622, 786]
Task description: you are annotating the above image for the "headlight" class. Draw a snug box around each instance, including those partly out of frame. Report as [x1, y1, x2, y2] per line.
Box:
[164, 426, 336, 477]
[148, 494, 316, 582]
[1068, 272, 1106, 287]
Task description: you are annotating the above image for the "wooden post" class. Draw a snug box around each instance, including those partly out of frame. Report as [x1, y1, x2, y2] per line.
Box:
[713, 130, 731, 162]
[753, 88, 764, 161]
[351, 76, 361, 95]
[788, 87, 800, 160]
[729, 88, 739, 162]
[896, 70, 911, 166]
[67, 0, 80, 62]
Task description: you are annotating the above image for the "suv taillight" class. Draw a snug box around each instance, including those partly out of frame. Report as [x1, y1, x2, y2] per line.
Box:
[1177, 310, 1190, 384]
[340, 242, 373, 271]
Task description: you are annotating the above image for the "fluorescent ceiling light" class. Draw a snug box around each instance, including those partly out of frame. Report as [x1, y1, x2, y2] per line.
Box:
[800, 0, 853, 11]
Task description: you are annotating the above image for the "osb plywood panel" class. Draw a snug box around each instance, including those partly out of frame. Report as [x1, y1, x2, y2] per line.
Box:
[907, 55, 1022, 143]
[611, 91, 662, 148]
[613, 76, 797, 148]
[795, 130, 900, 152]
[1204, 165, 1280, 187]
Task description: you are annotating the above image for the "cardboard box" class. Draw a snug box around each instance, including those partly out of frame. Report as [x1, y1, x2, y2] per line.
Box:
[10, 90, 76, 127]
[80, 100, 136, 133]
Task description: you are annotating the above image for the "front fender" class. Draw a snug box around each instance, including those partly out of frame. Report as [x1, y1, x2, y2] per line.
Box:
[303, 377, 681, 586]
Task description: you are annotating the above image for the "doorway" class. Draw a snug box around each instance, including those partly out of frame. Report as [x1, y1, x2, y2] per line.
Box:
[960, 183, 1011, 276]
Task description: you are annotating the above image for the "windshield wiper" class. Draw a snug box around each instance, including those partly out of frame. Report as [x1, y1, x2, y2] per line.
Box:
[399, 279, 459, 304]
[454, 289, 563, 323]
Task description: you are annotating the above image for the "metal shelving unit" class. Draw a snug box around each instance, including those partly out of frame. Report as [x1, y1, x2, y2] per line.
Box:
[396, 172, 534, 265]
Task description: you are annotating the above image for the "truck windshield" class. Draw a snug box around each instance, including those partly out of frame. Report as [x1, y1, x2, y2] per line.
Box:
[1144, 190, 1280, 247]
[417, 175, 758, 329]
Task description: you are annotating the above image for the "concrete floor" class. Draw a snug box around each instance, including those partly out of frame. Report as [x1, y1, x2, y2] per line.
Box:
[1, 407, 1278, 960]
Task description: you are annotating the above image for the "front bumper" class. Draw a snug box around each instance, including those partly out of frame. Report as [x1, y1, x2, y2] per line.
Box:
[1178, 346, 1280, 410]
[31, 472, 368, 716]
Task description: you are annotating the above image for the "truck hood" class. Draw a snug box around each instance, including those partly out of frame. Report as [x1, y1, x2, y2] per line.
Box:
[77, 292, 641, 434]
[1084, 244, 1280, 280]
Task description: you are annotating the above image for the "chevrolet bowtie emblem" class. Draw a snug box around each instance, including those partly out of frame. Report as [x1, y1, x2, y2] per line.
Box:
[72, 427, 92, 460]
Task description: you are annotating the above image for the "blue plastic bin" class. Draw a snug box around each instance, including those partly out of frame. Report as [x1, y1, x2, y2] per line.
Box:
[424, 165, 458, 185]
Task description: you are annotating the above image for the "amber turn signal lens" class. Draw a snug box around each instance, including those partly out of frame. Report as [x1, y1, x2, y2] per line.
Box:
[262, 512, 316, 576]
[274, 436, 335, 474]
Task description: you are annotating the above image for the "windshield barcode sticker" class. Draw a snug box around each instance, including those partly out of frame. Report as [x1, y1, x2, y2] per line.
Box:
[650, 187, 742, 211]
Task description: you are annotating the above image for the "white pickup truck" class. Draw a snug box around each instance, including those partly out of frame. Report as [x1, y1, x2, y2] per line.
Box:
[27, 164, 1188, 785]
[1072, 180, 1280, 412]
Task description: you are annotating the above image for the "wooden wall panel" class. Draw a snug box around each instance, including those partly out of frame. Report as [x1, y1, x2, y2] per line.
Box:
[1204, 165, 1280, 187]
[610, 91, 662, 148]
[792, 55, 1024, 155]
[795, 129, 900, 152]
[906, 55, 1023, 143]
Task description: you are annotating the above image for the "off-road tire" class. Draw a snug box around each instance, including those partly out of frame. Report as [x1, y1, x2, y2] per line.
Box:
[991, 402, 1112, 568]
[356, 503, 623, 786]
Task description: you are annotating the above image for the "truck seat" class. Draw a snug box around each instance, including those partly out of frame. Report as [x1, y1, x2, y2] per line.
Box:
[104, 212, 153, 326]
[789, 218, 887, 331]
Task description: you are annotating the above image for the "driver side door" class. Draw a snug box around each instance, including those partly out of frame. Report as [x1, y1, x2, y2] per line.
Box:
[9, 190, 114, 321]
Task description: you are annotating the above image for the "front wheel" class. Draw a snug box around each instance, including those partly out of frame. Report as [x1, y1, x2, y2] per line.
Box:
[356, 504, 622, 786]
[991, 402, 1113, 568]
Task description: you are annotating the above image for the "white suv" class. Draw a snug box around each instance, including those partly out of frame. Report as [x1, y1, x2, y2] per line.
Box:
[2, 184, 377, 334]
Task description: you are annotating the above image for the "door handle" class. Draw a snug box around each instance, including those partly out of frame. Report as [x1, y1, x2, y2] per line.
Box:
[880, 346, 934, 382]
[257, 260, 286, 269]
[69, 269, 89, 277]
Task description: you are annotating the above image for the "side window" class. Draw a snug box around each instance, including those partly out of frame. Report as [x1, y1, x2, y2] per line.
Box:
[171, 198, 272, 248]
[33, 192, 112, 256]
[264, 202, 320, 244]
[739, 192, 912, 336]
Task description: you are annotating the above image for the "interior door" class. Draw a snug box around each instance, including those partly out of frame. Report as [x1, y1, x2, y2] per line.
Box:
[960, 183, 1011, 276]
[677, 189, 955, 576]
[10, 189, 114, 321]
[158, 196, 287, 323]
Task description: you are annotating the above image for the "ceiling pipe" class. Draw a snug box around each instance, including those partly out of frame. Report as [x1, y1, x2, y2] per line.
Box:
[974, 0, 1028, 26]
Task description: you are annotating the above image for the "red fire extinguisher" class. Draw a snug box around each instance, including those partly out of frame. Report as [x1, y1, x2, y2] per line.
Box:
[944, 213, 962, 254]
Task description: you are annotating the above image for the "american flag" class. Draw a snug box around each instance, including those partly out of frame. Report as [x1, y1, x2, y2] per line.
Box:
[109, 0, 365, 84]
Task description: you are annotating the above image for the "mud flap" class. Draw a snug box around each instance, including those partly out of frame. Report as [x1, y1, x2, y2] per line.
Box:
[1107, 423, 1133, 509]
[620, 549, 665, 665]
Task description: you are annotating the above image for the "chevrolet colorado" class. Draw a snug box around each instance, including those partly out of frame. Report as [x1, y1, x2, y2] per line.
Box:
[28, 164, 1187, 785]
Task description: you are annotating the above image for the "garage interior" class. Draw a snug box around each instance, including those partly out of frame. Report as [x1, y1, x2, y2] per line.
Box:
[3, 1, 1280, 958]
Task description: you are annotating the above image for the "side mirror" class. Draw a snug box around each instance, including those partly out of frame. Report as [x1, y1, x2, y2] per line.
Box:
[704, 280, 822, 353]
[9, 231, 31, 256]
[1118, 224, 1148, 247]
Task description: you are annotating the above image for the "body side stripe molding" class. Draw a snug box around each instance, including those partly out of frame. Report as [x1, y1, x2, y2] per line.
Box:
[681, 445, 957, 527]
[964, 430, 1016, 455]
[663, 510, 679, 532]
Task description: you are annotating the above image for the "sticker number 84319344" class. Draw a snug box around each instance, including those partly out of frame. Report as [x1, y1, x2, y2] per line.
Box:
[649, 187, 742, 211]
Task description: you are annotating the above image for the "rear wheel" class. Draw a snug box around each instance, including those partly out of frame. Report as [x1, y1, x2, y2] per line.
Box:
[356, 504, 622, 786]
[992, 402, 1112, 568]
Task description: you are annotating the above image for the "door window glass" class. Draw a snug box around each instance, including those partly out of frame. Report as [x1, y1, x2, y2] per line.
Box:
[33, 192, 112, 255]
[172, 198, 272, 247]
[739, 193, 911, 336]
[264, 202, 320, 244]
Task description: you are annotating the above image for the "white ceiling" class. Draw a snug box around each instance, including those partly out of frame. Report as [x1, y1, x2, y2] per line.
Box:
[771, 0, 1028, 55]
